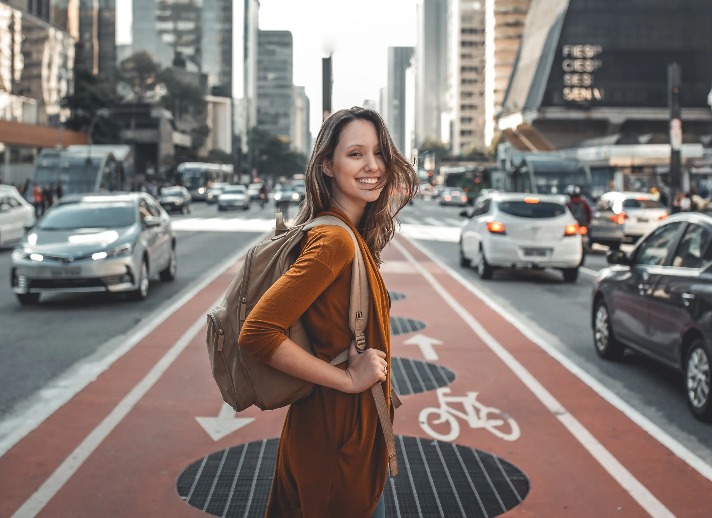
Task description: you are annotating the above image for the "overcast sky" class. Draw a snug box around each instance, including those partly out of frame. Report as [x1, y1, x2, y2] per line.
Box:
[117, 0, 418, 137]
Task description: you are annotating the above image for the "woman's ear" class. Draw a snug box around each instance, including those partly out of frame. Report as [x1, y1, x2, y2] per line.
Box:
[322, 161, 333, 177]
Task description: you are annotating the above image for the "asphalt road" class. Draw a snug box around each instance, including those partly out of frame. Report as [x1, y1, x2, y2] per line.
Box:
[0, 196, 710, 467]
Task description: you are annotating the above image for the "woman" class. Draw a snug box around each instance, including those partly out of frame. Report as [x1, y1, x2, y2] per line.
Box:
[239, 106, 418, 517]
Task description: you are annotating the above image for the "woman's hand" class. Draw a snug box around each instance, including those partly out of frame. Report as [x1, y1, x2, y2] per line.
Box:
[343, 341, 387, 393]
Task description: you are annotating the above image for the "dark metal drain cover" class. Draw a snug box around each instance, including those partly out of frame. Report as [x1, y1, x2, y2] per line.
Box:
[389, 291, 406, 301]
[177, 436, 529, 517]
[391, 315, 426, 335]
[391, 357, 455, 395]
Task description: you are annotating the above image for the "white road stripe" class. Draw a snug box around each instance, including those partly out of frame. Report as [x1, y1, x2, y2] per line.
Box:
[12, 309, 210, 518]
[393, 238, 676, 517]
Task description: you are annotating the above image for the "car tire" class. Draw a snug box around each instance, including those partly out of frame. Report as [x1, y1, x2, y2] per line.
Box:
[592, 298, 625, 360]
[562, 267, 579, 282]
[459, 241, 471, 268]
[160, 247, 177, 282]
[17, 293, 40, 305]
[686, 338, 712, 422]
[477, 247, 494, 280]
[130, 260, 149, 301]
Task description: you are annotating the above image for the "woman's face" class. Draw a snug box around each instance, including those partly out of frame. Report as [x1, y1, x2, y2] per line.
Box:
[325, 119, 386, 219]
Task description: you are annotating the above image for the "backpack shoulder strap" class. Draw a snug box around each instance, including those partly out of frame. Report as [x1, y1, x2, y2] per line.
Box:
[304, 216, 369, 348]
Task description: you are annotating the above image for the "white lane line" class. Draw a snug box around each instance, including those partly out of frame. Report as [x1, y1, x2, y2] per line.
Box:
[0, 233, 266, 458]
[405, 237, 712, 483]
[11, 308, 212, 518]
[392, 238, 676, 518]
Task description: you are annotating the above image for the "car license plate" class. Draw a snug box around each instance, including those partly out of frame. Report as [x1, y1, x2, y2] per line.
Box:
[522, 248, 550, 257]
[637, 217, 648, 223]
[51, 267, 81, 278]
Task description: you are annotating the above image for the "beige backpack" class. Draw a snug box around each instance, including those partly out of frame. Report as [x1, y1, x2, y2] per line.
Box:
[206, 213, 399, 476]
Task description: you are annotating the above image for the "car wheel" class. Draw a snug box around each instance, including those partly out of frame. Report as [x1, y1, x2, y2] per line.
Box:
[17, 293, 40, 305]
[459, 241, 471, 267]
[592, 298, 624, 360]
[160, 247, 177, 282]
[477, 247, 493, 280]
[130, 260, 149, 301]
[686, 338, 712, 422]
[562, 267, 579, 282]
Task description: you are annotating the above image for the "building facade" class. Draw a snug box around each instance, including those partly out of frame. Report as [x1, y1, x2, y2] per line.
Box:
[449, 0, 486, 155]
[0, 1, 86, 185]
[256, 30, 293, 143]
[415, 0, 448, 146]
[131, 0, 232, 96]
[53, 0, 116, 76]
[387, 46, 414, 154]
[498, 0, 712, 151]
[292, 85, 310, 156]
[484, 0, 531, 147]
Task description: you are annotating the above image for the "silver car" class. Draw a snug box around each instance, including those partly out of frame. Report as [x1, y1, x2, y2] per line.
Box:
[217, 185, 250, 211]
[10, 192, 177, 305]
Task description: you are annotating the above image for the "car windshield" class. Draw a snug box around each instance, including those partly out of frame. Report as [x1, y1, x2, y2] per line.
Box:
[161, 187, 183, 196]
[498, 201, 566, 218]
[38, 202, 135, 229]
[223, 186, 246, 194]
[622, 198, 664, 209]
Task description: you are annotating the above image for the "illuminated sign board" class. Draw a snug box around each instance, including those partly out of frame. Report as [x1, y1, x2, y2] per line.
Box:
[561, 45, 603, 103]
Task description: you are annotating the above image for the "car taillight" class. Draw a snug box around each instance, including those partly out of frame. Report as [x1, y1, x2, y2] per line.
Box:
[609, 212, 626, 225]
[487, 221, 506, 234]
[564, 223, 580, 236]
[658, 213, 668, 221]
[579, 225, 588, 235]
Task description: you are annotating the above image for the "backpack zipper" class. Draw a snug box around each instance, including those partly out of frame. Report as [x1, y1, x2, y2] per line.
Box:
[239, 246, 257, 322]
[207, 310, 225, 351]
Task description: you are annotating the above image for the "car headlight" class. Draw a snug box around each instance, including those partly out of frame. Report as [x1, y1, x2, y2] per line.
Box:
[274, 193, 283, 201]
[291, 193, 300, 201]
[93, 242, 133, 260]
[12, 247, 40, 262]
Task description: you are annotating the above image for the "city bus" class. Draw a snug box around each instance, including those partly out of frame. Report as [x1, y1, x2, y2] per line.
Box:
[32, 145, 134, 195]
[175, 162, 234, 201]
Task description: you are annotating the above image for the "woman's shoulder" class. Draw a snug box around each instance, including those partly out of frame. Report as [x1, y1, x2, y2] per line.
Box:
[305, 224, 356, 253]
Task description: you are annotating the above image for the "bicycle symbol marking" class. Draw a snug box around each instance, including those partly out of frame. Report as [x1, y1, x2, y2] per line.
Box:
[419, 387, 521, 442]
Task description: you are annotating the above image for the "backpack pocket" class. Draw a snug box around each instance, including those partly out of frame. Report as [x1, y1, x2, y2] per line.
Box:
[206, 305, 241, 411]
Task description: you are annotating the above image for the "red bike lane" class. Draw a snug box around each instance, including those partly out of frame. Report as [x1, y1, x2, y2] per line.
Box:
[1, 234, 711, 517]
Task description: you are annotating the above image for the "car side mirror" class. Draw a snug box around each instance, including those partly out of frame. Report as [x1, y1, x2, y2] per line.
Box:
[607, 249, 629, 265]
[143, 216, 161, 228]
[459, 209, 471, 218]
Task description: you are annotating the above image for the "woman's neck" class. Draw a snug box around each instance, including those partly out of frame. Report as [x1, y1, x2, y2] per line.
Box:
[330, 198, 364, 226]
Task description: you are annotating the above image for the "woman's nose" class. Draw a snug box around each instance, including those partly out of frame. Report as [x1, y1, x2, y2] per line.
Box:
[364, 153, 377, 171]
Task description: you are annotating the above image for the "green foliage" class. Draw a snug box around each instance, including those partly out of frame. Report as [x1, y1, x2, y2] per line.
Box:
[63, 67, 121, 144]
[249, 127, 307, 180]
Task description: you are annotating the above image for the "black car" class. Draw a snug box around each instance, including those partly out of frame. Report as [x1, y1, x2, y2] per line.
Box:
[591, 212, 712, 421]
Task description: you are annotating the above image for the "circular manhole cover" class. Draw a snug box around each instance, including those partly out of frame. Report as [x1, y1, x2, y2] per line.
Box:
[177, 436, 529, 517]
[391, 357, 455, 395]
[389, 291, 406, 301]
[390, 315, 426, 336]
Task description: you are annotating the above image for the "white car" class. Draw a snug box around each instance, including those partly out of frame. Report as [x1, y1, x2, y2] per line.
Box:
[217, 185, 250, 211]
[596, 191, 669, 243]
[459, 192, 583, 282]
[0, 185, 35, 246]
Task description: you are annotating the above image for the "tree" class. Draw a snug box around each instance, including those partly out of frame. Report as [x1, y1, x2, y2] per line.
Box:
[249, 127, 307, 181]
[63, 48, 122, 144]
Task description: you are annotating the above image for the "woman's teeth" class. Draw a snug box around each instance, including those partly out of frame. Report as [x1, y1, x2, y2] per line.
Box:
[357, 178, 379, 184]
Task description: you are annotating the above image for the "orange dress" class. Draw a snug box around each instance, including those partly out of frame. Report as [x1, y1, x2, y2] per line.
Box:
[239, 210, 393, 517]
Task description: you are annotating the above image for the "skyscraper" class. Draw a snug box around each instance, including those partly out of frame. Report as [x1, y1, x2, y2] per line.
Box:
[415, 0, 448, 147]
[256, 30, 293, 142]
[54, 0, 116, 76]
[131, 0, 232, 96]
[387, 46, 415, 153]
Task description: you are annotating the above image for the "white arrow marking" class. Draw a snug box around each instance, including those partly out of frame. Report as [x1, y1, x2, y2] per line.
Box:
[403, 334, 443, 361]
[196, 403, 255, 441]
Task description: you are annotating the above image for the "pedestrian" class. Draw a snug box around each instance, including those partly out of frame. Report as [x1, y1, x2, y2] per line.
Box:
[32, 182, 43, 217]
[55, 182, 63, 200]
[238, 106, 418, 517]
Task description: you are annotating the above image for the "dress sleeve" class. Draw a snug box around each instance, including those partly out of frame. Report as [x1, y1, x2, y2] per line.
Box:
[238, 226, 355, 362]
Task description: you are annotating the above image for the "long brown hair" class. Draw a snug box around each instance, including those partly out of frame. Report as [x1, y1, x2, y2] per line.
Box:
[293, 106, 418, 264]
